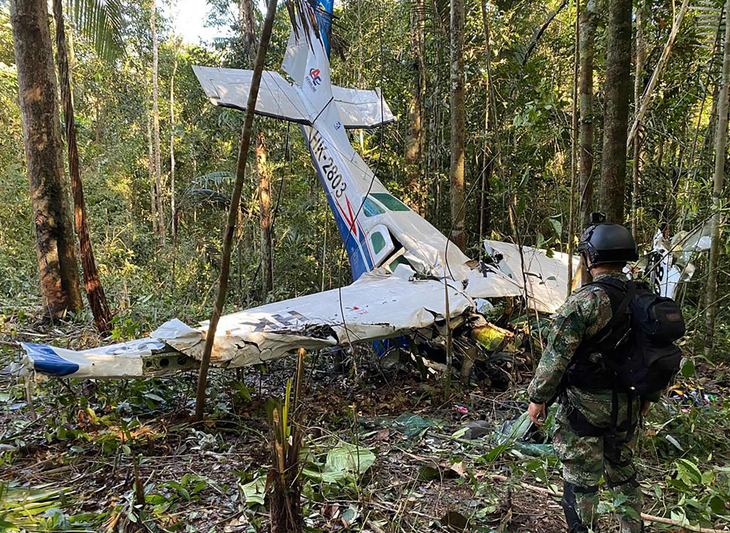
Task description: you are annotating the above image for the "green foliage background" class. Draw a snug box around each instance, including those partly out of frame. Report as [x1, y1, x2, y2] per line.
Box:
[0, 0, 727, 352]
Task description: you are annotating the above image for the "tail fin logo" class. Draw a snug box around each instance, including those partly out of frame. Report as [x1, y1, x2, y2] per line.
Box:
[309, 68, 322, 87]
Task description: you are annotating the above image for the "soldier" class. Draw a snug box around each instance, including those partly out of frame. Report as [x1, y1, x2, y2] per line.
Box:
[526, 222, 651, 533]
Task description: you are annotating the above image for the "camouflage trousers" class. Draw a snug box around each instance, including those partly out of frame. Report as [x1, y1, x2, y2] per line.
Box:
[553, 393, 643, 533]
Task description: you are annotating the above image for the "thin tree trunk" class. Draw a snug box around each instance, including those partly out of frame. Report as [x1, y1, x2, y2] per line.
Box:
[449, 0, 466, 251]
[479, 0, 493, 242]
[53, 0, 111, 333]
[171, 42, 179, 241]
[405, 0, 426, 214]
[579, 0, 598, 229]
[600, 0, 633, 223]
[147, 107, 157, 234]
[627, 0, 691, 147]
[704, 0, 730, 358]
[257, 131, 274, 297]
[151, 0, 165, 245]
[631, 0, 645, 238]
[568, 0, 580, 293]
[10, 0, 82, 319]
[195, 0, 278, 421]
[521, 0, 569, 67]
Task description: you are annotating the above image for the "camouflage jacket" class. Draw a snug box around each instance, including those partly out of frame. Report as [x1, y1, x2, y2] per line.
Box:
[527, 271, 634, 424]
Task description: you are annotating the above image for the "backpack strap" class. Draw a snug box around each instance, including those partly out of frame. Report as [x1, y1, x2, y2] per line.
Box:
[582, 278, 636, 349]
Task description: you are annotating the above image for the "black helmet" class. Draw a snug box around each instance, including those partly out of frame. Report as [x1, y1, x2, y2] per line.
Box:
[577, 223, 638, 268]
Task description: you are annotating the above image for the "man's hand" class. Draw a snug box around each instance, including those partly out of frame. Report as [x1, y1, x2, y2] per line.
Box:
[528, 402, 547, 426]
[640, 401, 651, 417]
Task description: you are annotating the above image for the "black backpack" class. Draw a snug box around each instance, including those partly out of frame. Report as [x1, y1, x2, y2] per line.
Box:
[567, 277, 686, 396]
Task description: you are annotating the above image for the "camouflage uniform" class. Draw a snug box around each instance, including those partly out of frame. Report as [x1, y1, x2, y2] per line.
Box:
[528, 271, 643, 533]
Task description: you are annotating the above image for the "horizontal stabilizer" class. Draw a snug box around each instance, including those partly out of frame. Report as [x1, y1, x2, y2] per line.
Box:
[332, 86, 395, 128]
[193, 66, 310, 124]
[193, 66, 395, 129]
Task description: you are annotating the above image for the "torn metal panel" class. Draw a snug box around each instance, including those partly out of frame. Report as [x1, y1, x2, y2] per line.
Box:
[483, 240, 579, 314]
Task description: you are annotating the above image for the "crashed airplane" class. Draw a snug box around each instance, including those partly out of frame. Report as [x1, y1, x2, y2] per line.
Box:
[15, 0, 699, 381]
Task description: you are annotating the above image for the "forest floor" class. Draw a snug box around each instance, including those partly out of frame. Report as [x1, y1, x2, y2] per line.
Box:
[1, 315, 730, 533]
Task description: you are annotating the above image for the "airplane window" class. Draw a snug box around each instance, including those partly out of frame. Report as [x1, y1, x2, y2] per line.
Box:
[362, 197, 385, 217]
[371, 193, 410, 212]
[371, 232, 386, 254]
[388, 255, 410, 272]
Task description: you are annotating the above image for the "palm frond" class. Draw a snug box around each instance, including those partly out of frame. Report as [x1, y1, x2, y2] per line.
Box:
[70, 0, 125, 61]
[192, 171, 236, 188]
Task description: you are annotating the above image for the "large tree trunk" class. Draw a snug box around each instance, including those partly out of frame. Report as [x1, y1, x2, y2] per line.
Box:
[704, 0, 730, 358]
[150, 0, 165, 245]
[405, 0, 426, 214]
[630, 0, 645, 238]
[239, 0, 257, 64]
[579, 0, 598, 228]
[53, 0, 111, 333]
[600, 0, 632, 223]
[256, 131, 274, 297]
[449, 0, 466, 251]
[10, 0, 83, 319]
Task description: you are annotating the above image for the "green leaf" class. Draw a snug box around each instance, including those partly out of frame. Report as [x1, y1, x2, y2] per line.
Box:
[303, 443, 376, 484]
[676, 459, 702, 486]
[549, 218, 562, 238]
[709, 495, 726, 515]
[680, 358, 695, 378]
[70, 0, 125, 62]
[143, 392, 165, 403]
[241, 477, 266, 506]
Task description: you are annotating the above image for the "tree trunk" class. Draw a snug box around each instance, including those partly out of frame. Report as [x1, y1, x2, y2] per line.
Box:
[479, 0, 494, 242]
[171, 42, 179, 241]
[146, 110, 158, 234]
[579, 0, 598, 228]
[150, 0, 165, 245]
[10, 0, 83, 319]
[449, 0, 466, 251]
[600, 0, 632, 223]
[53, 0, 111, 333]
[631, 0, 645, 238]
[704, 0, 730, 358]
[405, 0, 426, 215]
[568, 0, 580, 293]
[239, 0, 257, 64]
[195, 0, 279, 421]
[256, 131, 274, 298]
[627, 0, 691, 147]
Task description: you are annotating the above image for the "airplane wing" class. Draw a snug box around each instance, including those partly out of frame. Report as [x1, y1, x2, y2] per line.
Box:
[16, 266, 492, 379]
[484, 240, 579, 314]
[192, 66, 395, 129]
